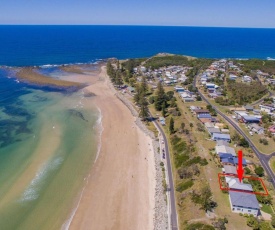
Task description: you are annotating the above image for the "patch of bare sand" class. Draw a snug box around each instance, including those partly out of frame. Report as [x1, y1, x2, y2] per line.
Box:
[0, 116, 62, 207]
[68, 67, 155, 230]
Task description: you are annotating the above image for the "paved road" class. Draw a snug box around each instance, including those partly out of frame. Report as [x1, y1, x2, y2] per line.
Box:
[194, 75, 275, 189]
[152, 116, 178, 230]
[251, 90, 273, 106]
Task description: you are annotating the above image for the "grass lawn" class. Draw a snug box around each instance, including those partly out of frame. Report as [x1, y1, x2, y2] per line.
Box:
[269, 157, 275, 174]
[239, 123, 275, 155]
[262, 204, 274, 215]
[169, 92, 250, 229]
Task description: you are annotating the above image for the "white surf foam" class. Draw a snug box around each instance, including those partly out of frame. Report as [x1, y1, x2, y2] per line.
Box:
[19, 156, 63, 202]
[61, 106, 103, 230]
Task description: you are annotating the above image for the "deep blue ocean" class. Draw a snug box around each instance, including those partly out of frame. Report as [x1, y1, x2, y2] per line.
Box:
[0, 25, 275, 66]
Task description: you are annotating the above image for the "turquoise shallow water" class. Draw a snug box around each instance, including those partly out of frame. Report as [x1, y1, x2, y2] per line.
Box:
[0, 68, 99, 229]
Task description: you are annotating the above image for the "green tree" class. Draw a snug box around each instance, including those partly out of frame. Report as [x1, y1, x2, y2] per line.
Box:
[139, 96, 149, 121]
[162, 102, 166, 117]
[244, 167, 251, 174]
[129, 78, 136, 87]
[256, 194, 272, 205]
[148, 96, 155, 104]
[134, 84, 141, 105]
[166, 91, 174, 100]
[125, 59, 135, 73]
[246, 215, 260, 230]
[190, 123, 194, 129]
[255, 166, 264, 177]
[107, 61, 116, 82]
[239, 138, 249, 148]
[155, 81, 166, 111]
[271, 214, 275, 228]
[191, 186, 217, 212]
[140, 76, 148, 94]
[115, 71, 123, 87]
[181, 122, 185, 130]
[169, 117, 175, 134]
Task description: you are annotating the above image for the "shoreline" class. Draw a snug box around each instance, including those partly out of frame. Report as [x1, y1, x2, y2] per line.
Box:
[62, 66, 166, 230]
[109, 80, 169, 230]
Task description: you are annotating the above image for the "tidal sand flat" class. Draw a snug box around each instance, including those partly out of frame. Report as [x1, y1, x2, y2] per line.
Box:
[0, 65, 156, 230]
[16, 67, 83, 88]
[0, 68, 99, 230]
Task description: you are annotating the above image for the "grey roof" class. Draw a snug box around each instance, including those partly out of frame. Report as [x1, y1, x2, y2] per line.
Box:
[224, 165, 237, 175]
[229, 191, 259, 210]
[250, 123, 263, 131]
[244, 105, 254, 110]
[216, 140, 229, 146]
[207, 127, 221, 134]
[215, 145, 236, 156]
[228, 179, 253, 192]
[213, 133, 231, 139]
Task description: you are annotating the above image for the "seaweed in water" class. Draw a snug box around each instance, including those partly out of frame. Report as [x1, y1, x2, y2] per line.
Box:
[67, 109, 88, 122]
[28, 95, 48, 103]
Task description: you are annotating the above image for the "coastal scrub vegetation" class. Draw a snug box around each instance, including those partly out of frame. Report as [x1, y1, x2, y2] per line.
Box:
[185, 222, 215, 230]
[143, 55, 213, 70]
[215, 80, 267, 105]
[236, 59, 275, 74]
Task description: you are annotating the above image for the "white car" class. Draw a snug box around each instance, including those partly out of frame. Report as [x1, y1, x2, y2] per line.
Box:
[249, 131, 253, 136]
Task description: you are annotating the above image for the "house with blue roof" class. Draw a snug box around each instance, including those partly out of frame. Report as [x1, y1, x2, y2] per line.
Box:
[212, 133, 231, 142]
[197, 114, 212, 119]
[221, 156, 247, 167]
[242, 115, 261, 124]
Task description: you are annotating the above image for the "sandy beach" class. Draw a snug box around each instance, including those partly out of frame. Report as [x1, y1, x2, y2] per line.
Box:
[67, 66, 156, 230]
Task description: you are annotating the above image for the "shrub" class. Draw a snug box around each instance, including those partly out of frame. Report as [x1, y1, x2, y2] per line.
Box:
[176, 180, 194, 192]
[185, 223, 215, 230]
[255, 166, 265, 177]
[244, 167, 251, 174]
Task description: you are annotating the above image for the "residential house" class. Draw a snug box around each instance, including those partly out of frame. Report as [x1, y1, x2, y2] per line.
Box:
[183, 97, 195, 102]
[244, 105, 254, 111]
[260, 104, 275, 113]
[242, 75, 252, 83]
[215, 145, 236, 156]
[216, 140, 229, 146]
[212, 133, 231, 142]
[223, 165, 237, 175]
[249, 123, 264, 134]
[207, 127, 221, 136]
[229, 191, 260, 216]
[220, 155, 247, 166]
[174, 86, 185, 93]
[194, 109, 210, 116]
[198, 114, 212, 119]
[242, 116, 261, 124]
[206, 83, 216, 89]
[226, 178, 253, 193]
[229, 74, 238, 81]
[235, 112, 261, 123]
